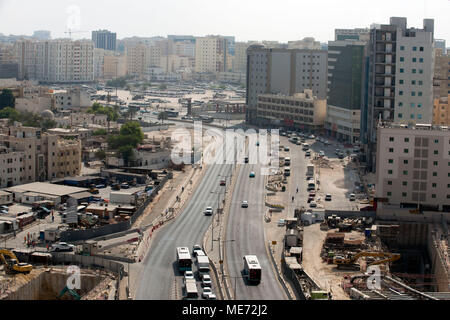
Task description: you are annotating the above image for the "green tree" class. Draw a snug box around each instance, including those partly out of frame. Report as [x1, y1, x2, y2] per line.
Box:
[158, 111, 168, 124]
[0, 89, 15, 110]
[107, 121, 144, 166]
[93, 129, 108, 136]
[0, 107, 20, 121]
[87, 102, 119, 122]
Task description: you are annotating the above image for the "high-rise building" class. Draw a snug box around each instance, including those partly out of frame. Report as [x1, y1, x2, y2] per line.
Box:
[435, 39, 446, 54]
[335, 28, 370, 42]
[432, 95, 450, 125]
[232, 42, 249, 73]
[194, 36, 229, 73]
[246, 45, 328, 123]
[15, 40, 94, 83]
[125, 43, 161, 78]
[433, 49, 450, 99]
[288, 37, 322, 50]
[364, 17, 435, 172]
[32, 30, 51, 40]
[325, 40, 367, 143]
[92, 30, 117, 51]
[375, 122, 450, 212]
[0, 43, 18, 79]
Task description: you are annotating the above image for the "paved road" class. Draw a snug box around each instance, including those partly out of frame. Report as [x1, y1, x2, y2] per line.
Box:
[225, 142, 286, 300]
[135, 128, 234, 300]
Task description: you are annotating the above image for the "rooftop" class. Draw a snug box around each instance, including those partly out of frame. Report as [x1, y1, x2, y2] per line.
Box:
[5, 182, 87, 197]
[378, 122, 450, 132]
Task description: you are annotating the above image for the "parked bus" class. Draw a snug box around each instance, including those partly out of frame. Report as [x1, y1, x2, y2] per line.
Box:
[243, 255, 262, 284]
[177, 247, 192, 272]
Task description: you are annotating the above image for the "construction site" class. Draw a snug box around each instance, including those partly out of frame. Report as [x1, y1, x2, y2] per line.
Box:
[0, 249, 122, 300]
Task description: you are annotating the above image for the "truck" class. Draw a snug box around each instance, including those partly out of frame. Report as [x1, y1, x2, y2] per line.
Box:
[197, 255, 210, 279]
[306, 164, 315, 178]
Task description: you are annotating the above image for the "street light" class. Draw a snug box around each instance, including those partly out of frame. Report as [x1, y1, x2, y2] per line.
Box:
[223, 274, 246, 300]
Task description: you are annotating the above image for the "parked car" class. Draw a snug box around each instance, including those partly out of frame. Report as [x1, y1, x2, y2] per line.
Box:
[50, 242, 75, 252]
[284, 146, 290, 152]
[112, 183, 121, 190]
[335, 149, 341, 155]
[96, 184, 106, 189]
[307, 197, 315, 204]
[319, 151, 325, 157]
[309, 201, 318, 208]
[305, 151, 311, 157]
[249, 172, 256, 178]
[241, 201, 249, 208]
[121, 183, 130, 189]
[244, 157, 249, 164]
[349, 194, 356, 201]
[309, 135, 315, 139]
[325, 194, 332, 201]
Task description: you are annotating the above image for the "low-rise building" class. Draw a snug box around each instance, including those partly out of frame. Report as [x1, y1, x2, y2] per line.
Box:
[376, 123, 450, 212]
[53, 88, 91, 111]
[433, 95, 450, 125]
[0, 145, 27, 188]
[324, 106, 361, 143]
[256, 89, 326, 131]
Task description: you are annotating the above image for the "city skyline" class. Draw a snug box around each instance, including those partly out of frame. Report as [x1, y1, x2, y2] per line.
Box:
[0, 0, 449, 43]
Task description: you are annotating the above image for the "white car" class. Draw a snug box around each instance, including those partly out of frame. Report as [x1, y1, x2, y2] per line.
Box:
[319, 151, 325, 157]
[309, 201, 317, 208]
[309, 135, 315, 139]
[241, 201, 249, 208]
[50, 242, 75, 252]
[202, 287, 216, 300]
[202, 275, 212, 287]
[184, 271, 195, 282]
[192, 245, 202, 255]
[204, 207, 213, 216]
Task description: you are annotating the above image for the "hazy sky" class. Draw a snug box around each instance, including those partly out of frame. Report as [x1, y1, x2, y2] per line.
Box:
[0, 0, 449, 43]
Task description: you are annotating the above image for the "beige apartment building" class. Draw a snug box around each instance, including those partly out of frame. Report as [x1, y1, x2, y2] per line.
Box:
[195, 36, 230, 73]
[0, 124, 81, 187]
[46, 135, 81, 180]
[433, 49, 450, 99]
[376, 123, 450, 212]
[256, 89, 326, 131]
[126, 43, 161, 78]
[103, 55, 127, 79]
[433, 95, 450, 125]
[0, 146, 27, 188]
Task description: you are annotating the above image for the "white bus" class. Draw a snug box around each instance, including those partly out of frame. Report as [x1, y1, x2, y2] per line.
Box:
[243, 255, 262, 284]
[177, 247, 192, 272]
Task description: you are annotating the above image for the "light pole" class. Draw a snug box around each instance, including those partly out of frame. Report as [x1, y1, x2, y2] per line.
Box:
[224, 274, 245, 300]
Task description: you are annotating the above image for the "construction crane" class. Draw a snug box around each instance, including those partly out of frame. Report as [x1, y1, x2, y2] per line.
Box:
[64, 29, 89, 40]
[333, 251, 401, 270]
[0, 249, 33, 274]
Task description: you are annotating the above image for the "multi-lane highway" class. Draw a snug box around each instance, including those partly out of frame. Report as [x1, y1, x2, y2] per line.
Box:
[225, 140, 286, 300]
[136, 128, 233, 300]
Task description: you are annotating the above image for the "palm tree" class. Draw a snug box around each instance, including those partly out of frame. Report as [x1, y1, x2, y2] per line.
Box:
[158, 112, 168, 124]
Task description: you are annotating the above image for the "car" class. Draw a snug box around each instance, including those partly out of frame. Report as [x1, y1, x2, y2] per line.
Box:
[309, 201, 317, 208]
[307, 197, 315, 204]
[256, 142, 260, 147]
[202, 275, 212, 287]
[338, 153, 345, 159]
[284, 146, 290, 152]
[50, 242, 75, 252]
[309, 135, 315, 139]
[121, 183, 130, 189]
[95, 184, 106, 189]
[244, 157, 249, 164]
[307, 177, 314, 181]
[192, 244, 202, 255]
[305, 151, 311, 157]
[202, 287, 216, 300]
[319, 151, 325, 157]
[280, 132, 287, 136]
[204, 207, 213, 216]
[324, 140, 330, 145]
[241, 201, 249, 208]
[184, 271, 195, 282]
[309, 192, 316, 198]
[349, 194, 356, 201]
[220, 180, 226, 186]
[0, 210, 8, 215]
[249, 172, 256, 178]
[325, 194, 332, 201]
[335, 149, 341, 155]
[112, 183, 121, 190]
